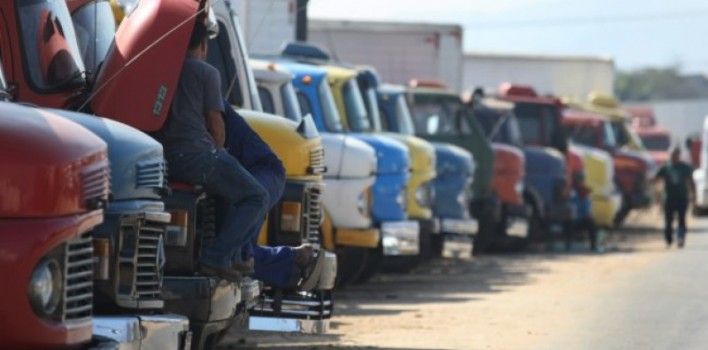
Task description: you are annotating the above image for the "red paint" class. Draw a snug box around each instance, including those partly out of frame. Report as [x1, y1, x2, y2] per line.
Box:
[492, 143, 525, 206]
[90, 0, 202, 131]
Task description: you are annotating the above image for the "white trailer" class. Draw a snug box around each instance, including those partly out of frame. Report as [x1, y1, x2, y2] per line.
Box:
[235, 0, 298, 55]
[308, 20, 464, 91]
[463, 52, 615, 100]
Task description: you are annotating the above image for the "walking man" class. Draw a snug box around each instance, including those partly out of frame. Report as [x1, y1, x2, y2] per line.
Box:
[654, 147, 696, 248]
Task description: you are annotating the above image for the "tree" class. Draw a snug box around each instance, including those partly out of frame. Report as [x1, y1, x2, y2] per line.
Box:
[615, 67, 708, 102]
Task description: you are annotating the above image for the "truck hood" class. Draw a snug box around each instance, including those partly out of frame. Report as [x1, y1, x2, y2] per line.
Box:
[494, 143, 525, 178]
[384, 133, 436, 174]
[239, 110, 324, 178]
[614, 149, 654, 175]
[434, 143, 474, 178]
[571, 144, 614, 193]
[48, 109, 165, 201]
[321, 134, 376, 178]
[648, 151, 670, 168]
[0, 103, 108, 217]
[91, 0, 202, 131]
[351, 134, 410, 175]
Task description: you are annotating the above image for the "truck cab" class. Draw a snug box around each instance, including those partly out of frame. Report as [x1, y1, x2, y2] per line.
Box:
[274, 59, 417, 275]
[0, 0, 193, 348]
[405, 83, 504, 254]
[378, 84, 478, 259]
[563, 110, 651, 227]
[635, 127, 672, 167]
[496, 84, 574, 238]
[250, 59, 381, 285]
[0, 94, 108, 348]
[693, 116, 708, 216]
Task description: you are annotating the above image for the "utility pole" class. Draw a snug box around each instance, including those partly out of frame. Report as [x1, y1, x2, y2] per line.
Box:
[296, 0, 309, 42]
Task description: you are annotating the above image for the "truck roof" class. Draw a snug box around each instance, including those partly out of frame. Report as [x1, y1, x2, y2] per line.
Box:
[464, 51, 614, 64]
[563, 110, 607, 126]
[310, 19, 462, 35]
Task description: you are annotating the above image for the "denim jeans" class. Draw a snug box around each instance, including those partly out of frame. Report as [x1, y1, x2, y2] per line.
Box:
[167, 149, 269, 268]
[664, 197, 688, 243]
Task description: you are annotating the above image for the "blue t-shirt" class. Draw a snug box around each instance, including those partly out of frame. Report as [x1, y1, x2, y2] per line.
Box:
[157, 56, 224, 156]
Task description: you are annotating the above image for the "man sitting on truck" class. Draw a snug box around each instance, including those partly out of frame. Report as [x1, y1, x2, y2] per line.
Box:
[222, 101, 323, 290]
[156, 21, 269, 282]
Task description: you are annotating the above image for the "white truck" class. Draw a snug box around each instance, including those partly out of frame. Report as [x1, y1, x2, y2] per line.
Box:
[235, 0, 298, 55]
[306, 20, 464, 91]
[463, 53, 615, 100]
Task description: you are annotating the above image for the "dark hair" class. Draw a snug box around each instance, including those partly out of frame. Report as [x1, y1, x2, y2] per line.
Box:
[189, 21, 208, 50]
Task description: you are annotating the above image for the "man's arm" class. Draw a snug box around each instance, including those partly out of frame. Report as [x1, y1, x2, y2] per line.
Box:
[652, 167, 665, 184]
[206, 109, 226, 148]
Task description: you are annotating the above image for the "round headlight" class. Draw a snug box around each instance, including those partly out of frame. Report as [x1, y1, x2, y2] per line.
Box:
[415, 182, 433, 208]
[28, 259, 62, 317]
[357, 192, 369, 217]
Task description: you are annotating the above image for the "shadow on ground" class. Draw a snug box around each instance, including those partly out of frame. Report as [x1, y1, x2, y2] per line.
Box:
[220, 213, 670, 349]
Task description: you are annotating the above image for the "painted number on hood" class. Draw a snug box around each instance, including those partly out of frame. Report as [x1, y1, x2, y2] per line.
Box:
[153, 85, 168, 117]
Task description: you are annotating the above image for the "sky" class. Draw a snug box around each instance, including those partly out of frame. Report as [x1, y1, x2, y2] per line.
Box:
[309, 0, 708, 73]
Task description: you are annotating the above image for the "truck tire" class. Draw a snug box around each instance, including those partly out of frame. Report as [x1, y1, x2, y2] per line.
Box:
[472, 215, 496, 255]
[335, 246, 369, 287]
[353, 246, 383, 284]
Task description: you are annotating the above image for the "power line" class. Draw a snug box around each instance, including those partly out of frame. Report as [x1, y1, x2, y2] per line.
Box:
[467, 8, 708, 29]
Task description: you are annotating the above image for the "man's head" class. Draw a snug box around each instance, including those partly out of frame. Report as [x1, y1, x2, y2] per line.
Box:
[188, 21, 209, 59]
[671, 147, 681, 163]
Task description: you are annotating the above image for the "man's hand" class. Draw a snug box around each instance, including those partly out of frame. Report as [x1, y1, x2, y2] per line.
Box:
[206, 110, 226, 148]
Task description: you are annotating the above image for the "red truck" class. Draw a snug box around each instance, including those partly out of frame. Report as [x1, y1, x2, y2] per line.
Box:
[0, 99, 109, 348]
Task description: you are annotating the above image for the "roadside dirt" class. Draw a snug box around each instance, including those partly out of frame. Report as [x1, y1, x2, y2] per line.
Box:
[221, 211, 678, 350]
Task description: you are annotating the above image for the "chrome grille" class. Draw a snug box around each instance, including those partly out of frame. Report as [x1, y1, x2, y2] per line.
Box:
[63, 232, 93, 322]
[308, 148, 326, 175]
[304, 186, 323, 244]
[134, 222, 163, 299]
[81, 160, 110, 203]
[136, 159, 167, 190]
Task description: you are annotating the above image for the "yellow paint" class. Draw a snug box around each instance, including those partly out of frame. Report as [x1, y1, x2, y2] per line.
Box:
[320, 212, 336, 251]
[109, 0, 125, 25]
[582, 154, 619, 227]
[336, 228, 381, 248]
[582, 92, 645, 151]
[257, 219, 268, 245]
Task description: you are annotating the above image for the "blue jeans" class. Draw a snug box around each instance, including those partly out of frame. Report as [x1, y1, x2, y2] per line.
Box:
[167, 149, 270, 268]
[664, 197, 688, 243]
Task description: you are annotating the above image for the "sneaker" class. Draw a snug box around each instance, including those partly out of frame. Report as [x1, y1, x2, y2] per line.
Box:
[666, 240, 673, 248]
[232, 257, 255, 275]
[293, 243, 314, 268]
[678, 239, 685, 248]
[199, 261, 243, 283]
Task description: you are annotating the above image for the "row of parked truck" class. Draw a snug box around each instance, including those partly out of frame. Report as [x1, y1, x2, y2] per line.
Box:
[0, 0, 663, 349]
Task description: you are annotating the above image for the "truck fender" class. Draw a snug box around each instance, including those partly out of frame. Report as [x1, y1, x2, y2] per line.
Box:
[523, 186, 545, 219]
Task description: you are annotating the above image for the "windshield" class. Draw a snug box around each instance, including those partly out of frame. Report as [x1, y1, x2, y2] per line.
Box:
[475, 108, 523, 146]
[342, 79, 371, 132]
[18, 0, 87, 91]
[396, 95, 415, 136]
[281, 81, 303, 123]
[566, 125, 600, 148]
[610, 121, 630, 147]
[514, 103, 558, 146]
[640, 134, 671, 151]
[602, 121, 618, 149]
[410, 93, 463, 136]
[318, 79, 344, 132]
[71, 0, 115, 75]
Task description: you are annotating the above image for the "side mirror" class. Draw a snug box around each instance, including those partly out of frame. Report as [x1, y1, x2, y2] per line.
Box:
[427, 115, 440, 135]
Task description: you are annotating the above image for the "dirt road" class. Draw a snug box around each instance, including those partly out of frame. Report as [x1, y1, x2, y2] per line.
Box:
[222, 214, 708, 349]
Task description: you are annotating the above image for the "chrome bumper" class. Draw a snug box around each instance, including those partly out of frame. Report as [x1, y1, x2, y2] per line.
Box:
[506, 217, 529, 238]
[441, 218, 479, 235]
[381, 221, 420, 256]
[249, 316, 329, 334]
[442, 234, 473, 259]
[93, 314, 191, 350]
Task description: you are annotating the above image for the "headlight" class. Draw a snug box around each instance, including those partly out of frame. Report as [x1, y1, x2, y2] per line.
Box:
[515, 181, 524, 197]
[28, 259, 62, 318]
[280, 202, 303, 232]
[415, 182, 434, 208]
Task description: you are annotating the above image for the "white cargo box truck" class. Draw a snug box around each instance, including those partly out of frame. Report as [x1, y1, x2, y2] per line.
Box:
[463, 52, 615, 100]
[236, 0, 298, 55]
[308, 20, 464, 91]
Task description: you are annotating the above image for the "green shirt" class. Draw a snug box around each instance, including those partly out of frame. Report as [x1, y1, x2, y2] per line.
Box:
[656, 161, 693, 200]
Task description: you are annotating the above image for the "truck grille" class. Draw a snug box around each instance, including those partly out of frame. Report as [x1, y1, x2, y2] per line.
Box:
[304, 185, 323, 244]
[307, 148, 326, 175]
[135, 223, 163, 299]
[136, 159, 167, 191]
[63, 232, 94, 322]
[81, 160, 110, 204]
[116, 215, 165, 308]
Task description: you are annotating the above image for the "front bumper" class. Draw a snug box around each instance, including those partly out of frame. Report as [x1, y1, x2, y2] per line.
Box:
[335, 227, 381, 249]
[441, 234, 473, 259]
[381, 221, 420, 256]
[591, 193, 622, 228]
[93, 314, 191, 350]
[441, 218, 479, 235]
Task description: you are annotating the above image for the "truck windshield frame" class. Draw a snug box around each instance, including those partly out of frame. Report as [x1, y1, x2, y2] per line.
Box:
[514, 102, 558, 147]
[475, 108, 523, 147]
[318, 79, 344, 133]
[410, 93, 463, 136]
[396, 95, 416, 136]
[70, 0, 115, 76]
[365, 87, 383, 132]
[281, 81, 303, 123]
[16, 0, 87, 93]
[342, 79, 372, 132]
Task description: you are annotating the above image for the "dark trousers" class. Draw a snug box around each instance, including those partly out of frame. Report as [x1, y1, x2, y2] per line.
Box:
[564, 217, 598, 250]
[664, 197, 688, 244]
[167, 150, 270, 268]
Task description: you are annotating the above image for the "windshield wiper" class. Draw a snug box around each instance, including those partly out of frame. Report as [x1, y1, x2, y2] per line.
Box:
[52, 70, 87, 92]
[488, 111, 511, 142]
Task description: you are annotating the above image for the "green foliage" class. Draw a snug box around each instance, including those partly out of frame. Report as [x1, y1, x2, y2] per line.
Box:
[615, 67, 708, 102]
